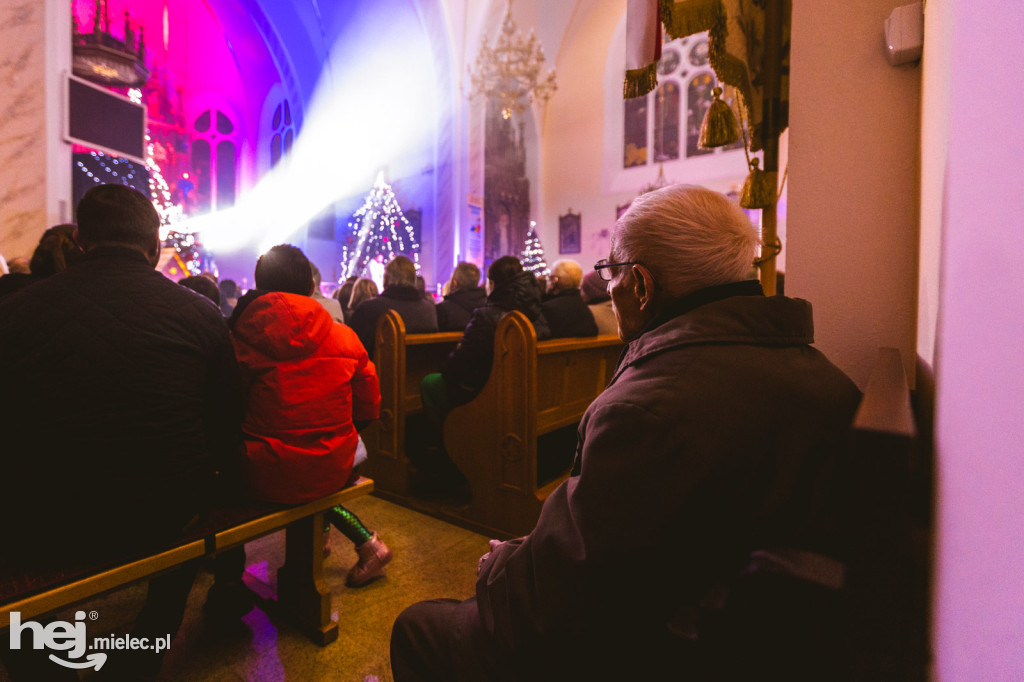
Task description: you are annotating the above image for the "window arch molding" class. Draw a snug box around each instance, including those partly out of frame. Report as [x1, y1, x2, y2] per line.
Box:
[188, 95, 241, 213]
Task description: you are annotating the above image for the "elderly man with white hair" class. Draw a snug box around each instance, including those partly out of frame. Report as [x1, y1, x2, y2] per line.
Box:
[391, 184, 861, 681]
[540, 258, 598, 338]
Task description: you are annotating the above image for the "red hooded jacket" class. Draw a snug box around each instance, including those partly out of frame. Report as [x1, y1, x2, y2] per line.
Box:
[231, 292, 380, 503]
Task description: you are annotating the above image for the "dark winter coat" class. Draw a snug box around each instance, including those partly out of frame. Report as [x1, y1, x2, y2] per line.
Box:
[472, 281, 862, 676]
[349, 284, 438, 357]
[441, 271, 550, 407]
[436, 286, 487, 332]
[540, 288, 598, 338]
[230, 291, 380, 504]
[0, 246, 243, 566]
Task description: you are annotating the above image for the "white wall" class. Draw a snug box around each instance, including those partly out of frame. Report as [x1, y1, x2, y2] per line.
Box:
[931, 1, 1024, 678]
[787, 0, 921, 388]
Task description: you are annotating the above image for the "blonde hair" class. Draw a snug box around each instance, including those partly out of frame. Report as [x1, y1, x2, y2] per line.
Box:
[551, 259, 584, 289]
[348, 278, 379, 309]
[612, 184, 759, 298]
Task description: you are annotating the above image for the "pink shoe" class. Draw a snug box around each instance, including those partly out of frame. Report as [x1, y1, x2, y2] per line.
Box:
[346, 533, 393, 587]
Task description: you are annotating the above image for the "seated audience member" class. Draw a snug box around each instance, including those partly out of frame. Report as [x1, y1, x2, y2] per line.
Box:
[415, 274, 430, 300]
[5, 256, 30, 274]
[338, 275, 363, 321]
[179, 274, 221, 305]
[540, 259, 598, 338]
[219, 278, 240, 317]
[579, 269, 618, 336]
[0, 184, 243, 680]
[336, 274, 358, 301]
[350, 255, 438, 357]
[221, 244, 390, 594]
[349, 276, 379, 309]
[435, 261, 486, 331]
[310, 262, 346, 323]
[0, 224, 82, 298]
[392, 184, 862, 681]
[423, 256, 549, 414]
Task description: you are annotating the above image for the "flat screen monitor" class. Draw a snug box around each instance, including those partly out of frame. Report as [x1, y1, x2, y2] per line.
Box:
[65, 73, 147, 164]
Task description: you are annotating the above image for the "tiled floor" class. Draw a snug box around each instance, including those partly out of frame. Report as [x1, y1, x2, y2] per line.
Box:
[1, 496, 489, 682]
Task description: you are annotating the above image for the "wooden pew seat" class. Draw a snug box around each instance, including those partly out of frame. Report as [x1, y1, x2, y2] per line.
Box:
[1, 476, 375, 646]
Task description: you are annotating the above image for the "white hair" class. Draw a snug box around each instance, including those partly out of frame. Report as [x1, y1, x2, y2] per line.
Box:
[551, 259, 584, 289]
[611, 184, 759, 298]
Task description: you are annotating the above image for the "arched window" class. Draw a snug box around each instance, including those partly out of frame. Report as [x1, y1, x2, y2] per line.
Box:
[192, 107, 237, 212]
[622, 33, 743, 169]
[270, 99, 294, 168]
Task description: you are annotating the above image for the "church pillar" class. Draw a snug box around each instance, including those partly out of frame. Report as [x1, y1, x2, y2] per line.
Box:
[0, 0, 72, 263]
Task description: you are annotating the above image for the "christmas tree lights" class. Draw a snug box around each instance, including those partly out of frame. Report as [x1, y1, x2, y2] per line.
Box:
[521, 222, 550, 276]
[339, 172, 421, 280]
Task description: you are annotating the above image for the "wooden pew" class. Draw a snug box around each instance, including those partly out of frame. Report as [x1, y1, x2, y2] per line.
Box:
[847, 347, 931, 681]
[359, 309, 462, 495]
[1, 477, 375, 646]
[442, 311, 623, 537]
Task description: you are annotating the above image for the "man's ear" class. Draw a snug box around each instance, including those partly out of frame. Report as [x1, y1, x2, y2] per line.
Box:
[309, 279, 317, 296]
[145, 231, 161, 268]
[632, 264, 658, 311]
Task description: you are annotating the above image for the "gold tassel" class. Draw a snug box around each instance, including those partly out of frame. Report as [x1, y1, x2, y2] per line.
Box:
[740, 158, 774, 209]
[623, 62, 658, 99]
[699, 87, 739, 149]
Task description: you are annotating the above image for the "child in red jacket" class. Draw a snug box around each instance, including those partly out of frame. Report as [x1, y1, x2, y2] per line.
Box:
[226, 245, 391, 591]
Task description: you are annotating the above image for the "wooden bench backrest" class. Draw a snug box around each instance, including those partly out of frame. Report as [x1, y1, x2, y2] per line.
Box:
[848, 347, 926, 681]
[445, 311, 622, 535]
[371, 308, 462, 462]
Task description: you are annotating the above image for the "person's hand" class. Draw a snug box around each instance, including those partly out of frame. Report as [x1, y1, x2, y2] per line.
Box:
[477, 539, 503, 575]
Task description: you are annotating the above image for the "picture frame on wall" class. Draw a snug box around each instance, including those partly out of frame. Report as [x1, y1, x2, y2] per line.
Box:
[559, 209, 581, 254]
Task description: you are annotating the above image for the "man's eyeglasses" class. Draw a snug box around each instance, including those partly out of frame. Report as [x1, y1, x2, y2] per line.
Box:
[594, 259, 640, 281]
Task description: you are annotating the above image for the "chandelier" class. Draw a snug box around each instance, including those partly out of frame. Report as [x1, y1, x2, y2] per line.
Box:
[468, 2, 557, 120]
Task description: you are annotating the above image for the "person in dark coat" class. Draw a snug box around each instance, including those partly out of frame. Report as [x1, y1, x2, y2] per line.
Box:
[0, 185, 243, 681]
[540, 259, 598, 338]
[392, 184, 862, 681]
[428, 256, 550, 412]
[435, 261, 487, 332]
[349, 255, 437, 357]
[413, 257, 550, 497]
[0, 223, 82, 298]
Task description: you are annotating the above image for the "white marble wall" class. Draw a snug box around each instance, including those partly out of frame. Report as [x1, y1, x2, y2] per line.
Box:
[0, 1, 49, 262]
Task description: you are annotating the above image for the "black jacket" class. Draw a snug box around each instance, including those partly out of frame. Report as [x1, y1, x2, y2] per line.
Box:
[541, 288, 599, 338]
[441, 271, 550, 407]
[0, 246, 243, 567]
[349, 284, 439, 357]
[436, 286, 487, 331]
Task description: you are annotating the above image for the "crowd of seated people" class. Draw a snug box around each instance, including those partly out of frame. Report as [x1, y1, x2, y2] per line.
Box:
[1, 182, 862, 682]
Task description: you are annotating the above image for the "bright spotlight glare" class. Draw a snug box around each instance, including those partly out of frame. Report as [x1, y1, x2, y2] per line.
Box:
[192, 23, 437, 254]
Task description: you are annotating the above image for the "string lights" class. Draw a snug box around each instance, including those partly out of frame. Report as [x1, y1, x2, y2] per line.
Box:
[339, 172, 421, 280]
[520, 221, 550, 276]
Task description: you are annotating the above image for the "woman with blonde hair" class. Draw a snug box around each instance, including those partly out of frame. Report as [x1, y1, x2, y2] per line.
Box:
[348, 277, 379, 310]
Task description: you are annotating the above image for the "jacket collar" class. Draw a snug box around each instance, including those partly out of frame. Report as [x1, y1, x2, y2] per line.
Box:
[381, 284, 424, 301]
[613, 283, 814, 381]
[81, 244, 152, 265]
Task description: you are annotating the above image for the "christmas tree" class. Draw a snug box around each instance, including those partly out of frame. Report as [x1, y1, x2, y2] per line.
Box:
[520, 225, 550, 277]
[339, 172, 421, 280]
